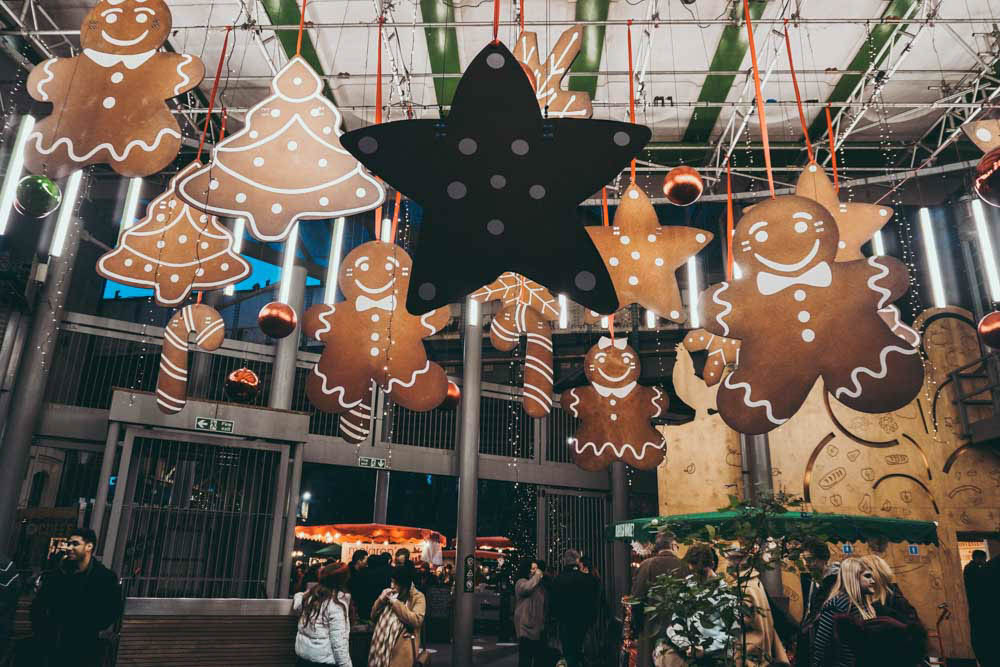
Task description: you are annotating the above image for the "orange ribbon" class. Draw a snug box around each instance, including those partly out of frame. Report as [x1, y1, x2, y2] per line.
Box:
[825, 104, 839, 193]
[726, 161, 734, 281]
[374, 16, 385, 237]
[492, 0, 501, 44]
[296, 0, 308, 57]
[783, 19, 813, 162]
[743, 0, 774, 198]
[627, 20, 637, 183]
[196, 26, 232, 163]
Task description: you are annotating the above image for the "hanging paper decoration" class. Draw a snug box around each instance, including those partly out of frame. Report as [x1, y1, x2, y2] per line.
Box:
[96, 161, 251, 306]
[340, 42, 650, 316]
[178, 56, 385, 242]
[303, 241, 451, 414]
[562, 336, 666, 471]
[24, 0, 204, 178]
[471, 272, 559, 417]
[156, 304, 225, 414]
[225, 367, 261, 402]
[978, 311, 1000, 348]
[662, 166, 704, 206]
[14, 175, 61, 218]
[683, 329, 741, 387]
[514, 25, 592, 119]
[584, 183, 712, 323]
[338, 383, 375, 445]
[962, 120, 1000, 207]
[698, 196, 924, 435]
[258, 301, 298, 339]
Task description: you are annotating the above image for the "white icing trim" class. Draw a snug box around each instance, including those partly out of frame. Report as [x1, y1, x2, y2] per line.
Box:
[711, 282, 732, 336]
[566, 388, 580, 418]
[524, 355, 553, 383]
[30, 126, 180, 164]
[754, 239, 820, 273]
[722, 373, 787, 426]
[173, 54, 194, 96]
[386, 360, 432, 393]
[314, 305, 335, 340]
[866, 256, 891, 309]
[569, 437, 665, 462]
[421, 311, 440, 335]
[36, 59, 56, 101]
[833, 345, 920, 401]
[158, 362, 187, 382]
[651, 387, 664, 418]
[310, 365, 364, 409]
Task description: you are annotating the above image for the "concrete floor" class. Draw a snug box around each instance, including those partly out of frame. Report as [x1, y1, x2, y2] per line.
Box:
[426, 638, 520, 665]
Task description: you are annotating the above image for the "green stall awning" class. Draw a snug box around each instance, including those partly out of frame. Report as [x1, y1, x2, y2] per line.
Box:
[609, 511, 939, 546]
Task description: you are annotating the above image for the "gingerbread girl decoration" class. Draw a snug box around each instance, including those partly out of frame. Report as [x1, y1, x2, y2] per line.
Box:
[698, 195, 924, 435]
[25, 0, 204, 178]
[303, 241, 451, 415]
[471, 272, 558, 418]
[562, 336, 666, 471]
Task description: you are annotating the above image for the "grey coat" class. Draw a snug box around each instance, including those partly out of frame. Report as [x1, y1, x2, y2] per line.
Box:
[513, 574, 547, 640]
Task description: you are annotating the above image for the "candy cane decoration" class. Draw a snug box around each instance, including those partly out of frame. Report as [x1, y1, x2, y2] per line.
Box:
[339, 382, 374, 444]
[490, 303, 554, 417]
[156, 304, 226, 414]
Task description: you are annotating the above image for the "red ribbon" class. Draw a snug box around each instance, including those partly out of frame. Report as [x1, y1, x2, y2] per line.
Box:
[196, 26, 232, 163]
[726, 162, 734, 281]
[743, 0, 774, 198]
[627, 20, 637, 183]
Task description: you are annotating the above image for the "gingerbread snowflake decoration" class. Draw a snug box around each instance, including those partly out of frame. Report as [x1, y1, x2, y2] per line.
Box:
[699, 195, 924, 435]
[25, 0, 204, 178]
[514, 25, 592, 119]
[562, 336, 666, 471]
[303, 241, 450, 415]
[471, 272, 559, 417]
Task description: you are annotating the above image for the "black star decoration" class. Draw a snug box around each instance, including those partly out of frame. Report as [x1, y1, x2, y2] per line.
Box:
[341, 41, 651, 315]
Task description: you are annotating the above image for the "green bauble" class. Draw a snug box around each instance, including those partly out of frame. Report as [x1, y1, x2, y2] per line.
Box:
[15, 174, 61, 218]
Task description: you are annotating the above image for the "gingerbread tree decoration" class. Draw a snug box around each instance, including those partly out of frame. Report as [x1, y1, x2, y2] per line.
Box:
[178, 56, 384, 243]
[471, 272, 559, 417]
[514, 25, 592, 119]
[97, 161, 251, 306]
[585, 183, 713, 323]
[25, 0, 204, 178]
[961, 119, 1000, 154]
[562, 336, 666, 471]
[303, 241, 451, 414]
[698, 195, 924, 435]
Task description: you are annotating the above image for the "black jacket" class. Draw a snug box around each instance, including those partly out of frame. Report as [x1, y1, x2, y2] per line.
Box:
[352, 563, 391, 622]
[551, 566, 600, 629]
[31, 557, 122, 656]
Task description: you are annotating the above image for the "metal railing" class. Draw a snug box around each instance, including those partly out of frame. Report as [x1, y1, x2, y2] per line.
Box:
[949, 351, 1000, 439]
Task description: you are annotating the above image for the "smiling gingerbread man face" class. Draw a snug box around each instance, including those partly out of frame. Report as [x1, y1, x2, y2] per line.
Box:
[340, 241, 411, 304]
[584, 337, 639, 388]
[736, 196, 838, 283]
[82, 0, 171, 55]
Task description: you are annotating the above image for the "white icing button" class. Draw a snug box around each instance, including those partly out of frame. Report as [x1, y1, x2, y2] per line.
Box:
[356, 188, 367, 198]
[199, 215, 207, 222]
[111, 72, 124, 84]
[838, 241, 846, 249]
[879, 209, 888, 217]
[249, 130, 259, 139]
[253, 157, 265, 167]
[156, 214, 166, 222]
[977, 127, 993, 142]
[209, 179, 219, 190]
[318, 158, 328, 167]
[696, 233, 706, 243]
[794, 289, 806, 302]
[609, 399, 617, 406]
[628, 276, 639, 286]
[798, 310, 810, 323]
[170, 274, 179, 283]
[670, 310, 680, 319]
[802, 329, 815, 342]
[323, 127, 332, 135]
[809, 164, 817, 172]
[293, 77, 303, 85]
[178, 234, 188, 243]
[371, 314, 380, 322]
[370, 347, 379, 356]
[620, 236, 630, 245]
[195, 268, 204, 276]
[144, 263, 153, 272]
[655, 258, 664, 266]
[123, 258, 133, 267]
[235, 193, 247, 203]
[647, 234, 656, 242]
[156, 240, 166, 248]
[609, 257, 619, 267]
[310, 107, 322, 117]
[201, 242, 209, 249]
[631, 251, 640, 260]
[271, 203, 282, 214]
[102, 96, 116, 109]
[628, 189, 639, 199]
[287, 141, 298, 151]
[270, 109, 280, 117]
[610, 414, 618, 421]
[319, 197, 329, 206]
[371, 333, 380, 341]
[221, 263, 229, 270]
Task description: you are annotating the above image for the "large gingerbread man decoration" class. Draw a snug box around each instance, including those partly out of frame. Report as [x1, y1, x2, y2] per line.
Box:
[25, 0, 204, 178]
[562, 336, 666, 471]
[304, 241, 451, 414]
[698, 196, 924, 435]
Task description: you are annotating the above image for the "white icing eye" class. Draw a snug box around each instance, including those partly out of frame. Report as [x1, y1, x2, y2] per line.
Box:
[135, 11, 148, 23]
[794, 221, 808, 233]
[105, 12, 118, 23]
[754, 230, 769, 243]
[384, 262, 393, 271]
[622, 354, 634, 363]
[360, 263, 369, 272]
[596, 353, 607, 363]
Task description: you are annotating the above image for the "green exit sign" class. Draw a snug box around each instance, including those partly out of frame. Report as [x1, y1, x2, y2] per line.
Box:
[359, 456, 387, 469]
[195, 417, 235, 434]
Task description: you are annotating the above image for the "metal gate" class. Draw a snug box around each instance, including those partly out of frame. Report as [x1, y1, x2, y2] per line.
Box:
[537, 487, 611, 581]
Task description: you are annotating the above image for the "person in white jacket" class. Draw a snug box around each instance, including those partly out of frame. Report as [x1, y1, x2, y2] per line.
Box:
[292, 563, 353, 666]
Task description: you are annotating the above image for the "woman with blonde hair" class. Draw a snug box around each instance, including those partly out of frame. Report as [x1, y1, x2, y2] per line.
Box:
[809, 557, 875, 666]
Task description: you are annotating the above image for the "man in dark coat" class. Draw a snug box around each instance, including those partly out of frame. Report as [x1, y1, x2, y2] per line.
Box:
[800, 540, 837, 623]
[354, 552, 392, 622]
[31, 528, 122, 667]
[630, 529, 691, 667]
[551, 549, 600, 667]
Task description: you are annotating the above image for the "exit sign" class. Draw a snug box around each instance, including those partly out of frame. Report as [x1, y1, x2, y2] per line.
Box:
[359, 456, 387, 469]
[195, 417, 235, 434]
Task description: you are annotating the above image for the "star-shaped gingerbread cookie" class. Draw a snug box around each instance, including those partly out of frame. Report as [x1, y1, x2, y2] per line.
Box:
[341, 41, 650, 315]
[585, 183, 712, 322]
[795, 161, 893, 261]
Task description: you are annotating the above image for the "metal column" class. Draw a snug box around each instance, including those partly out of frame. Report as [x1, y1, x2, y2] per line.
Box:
[279, 444, 303, 598]
[453, 297, 482, 665]
[373, 470, 390, 524]
[0, 207, 84, 552]
[741, 433, 782, 597]
[268, 263, 307, 410]
[610, 462, 629, 608]
[91, 421, 121, 544]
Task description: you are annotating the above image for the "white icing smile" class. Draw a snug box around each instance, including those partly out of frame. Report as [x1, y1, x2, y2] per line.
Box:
[754, 239, 820, 273]
[354, 277, 395, 295]
[101, 30, 149, 47]
[597, 367, 633, 383]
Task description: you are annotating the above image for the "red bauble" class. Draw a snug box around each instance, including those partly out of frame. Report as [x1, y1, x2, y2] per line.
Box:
[226, 367, 261, 402]
[662, 166, 704, 206]
[441, 381, 461, 409]
[978, 311, 1000, 348]
[974, 148, 1000, 207]
[258, 301, 297, 339]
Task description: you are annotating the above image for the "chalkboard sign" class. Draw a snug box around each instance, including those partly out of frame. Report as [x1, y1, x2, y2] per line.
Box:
[426, 584, 452, 620]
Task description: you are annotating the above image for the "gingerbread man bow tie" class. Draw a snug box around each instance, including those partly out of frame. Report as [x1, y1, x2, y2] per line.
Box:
[593, 381, 637, 398]
[756, 261, 832, 296]
[356, 295, 397, 312]
[83, 48, 157, 70]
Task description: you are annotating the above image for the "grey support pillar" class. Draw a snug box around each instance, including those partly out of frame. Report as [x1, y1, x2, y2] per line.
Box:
[373, 470, 390, 524]
[453, 297, 482, 665]
[91, 421, 121, 544]
[610, 462, 629, 608]
[0, 205, 84, 552]
[268, 263, 307, 410]
[742, 433, 782, 598]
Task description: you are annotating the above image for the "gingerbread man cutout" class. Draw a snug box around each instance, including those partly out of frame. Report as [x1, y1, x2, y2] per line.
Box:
[562, 336, 666, 471]
[699, 195, 924, 435]
[303, 241, 450, 414]
[25, 0, 204, 178]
